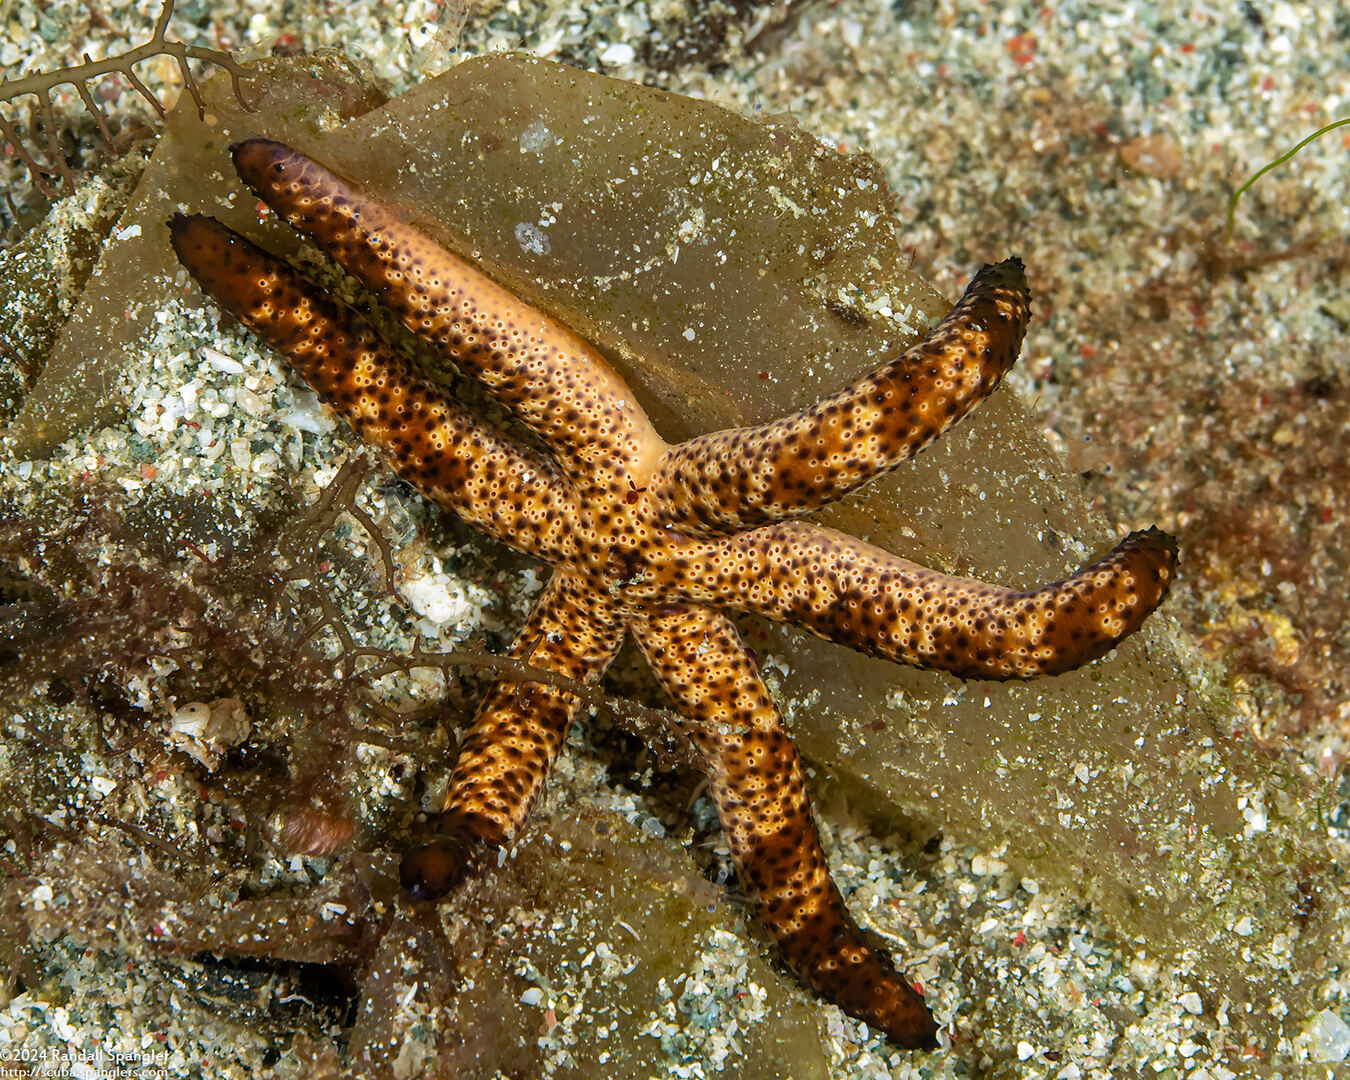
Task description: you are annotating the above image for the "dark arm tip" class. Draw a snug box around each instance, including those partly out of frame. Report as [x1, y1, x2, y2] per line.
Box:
[399, 828, 482, 901]
[231, 137, 299, 189]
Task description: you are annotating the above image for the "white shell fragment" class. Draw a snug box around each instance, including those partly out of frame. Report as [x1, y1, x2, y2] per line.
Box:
[168, 696, 251, 770]
[1305, 1009, 1350, 1063]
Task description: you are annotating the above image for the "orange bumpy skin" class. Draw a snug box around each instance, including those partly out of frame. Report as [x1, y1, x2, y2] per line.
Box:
[168, 138, 1178, 1050]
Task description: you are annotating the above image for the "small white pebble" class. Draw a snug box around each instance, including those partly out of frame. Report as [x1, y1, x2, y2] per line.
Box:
[1017, 1040, 1035, 1060]
[598, 42, 635, 65]
[202, 347, 245, 374]
[1180, 991, 1204, 1014]
[89, 776, 117, 797]
[520, 987, 543, 1006]
[236, 386, 270, 418]
[1305, 1008, 1350, 1062]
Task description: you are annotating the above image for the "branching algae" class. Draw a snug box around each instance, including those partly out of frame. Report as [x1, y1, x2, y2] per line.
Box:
[0, 0, 251, 213]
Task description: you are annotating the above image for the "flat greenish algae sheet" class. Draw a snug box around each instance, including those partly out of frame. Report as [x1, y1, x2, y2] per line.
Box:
[0, 148, 147, 423]
[396, 805, 830, 1079]
[7, 51, 1338, 1055]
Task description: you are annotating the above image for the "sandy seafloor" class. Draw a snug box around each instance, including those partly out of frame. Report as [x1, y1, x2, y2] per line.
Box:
[0, 0, 1348, 1077]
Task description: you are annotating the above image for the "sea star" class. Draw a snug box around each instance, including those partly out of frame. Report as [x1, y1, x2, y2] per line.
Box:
[168, 138, 1178, 1049]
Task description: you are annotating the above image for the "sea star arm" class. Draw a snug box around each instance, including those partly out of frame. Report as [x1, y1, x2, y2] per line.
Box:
[652, 523, 1178, 680]
[226, 139, 669, 489]
[401, 571, 625, 899]
[168, 213, 575, 562]
[630, 603, 940, 1049]
[645, 259, 1031, 537]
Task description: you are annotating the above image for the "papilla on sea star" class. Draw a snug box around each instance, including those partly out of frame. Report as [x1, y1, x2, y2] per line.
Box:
[169, 137, 1177, 1048]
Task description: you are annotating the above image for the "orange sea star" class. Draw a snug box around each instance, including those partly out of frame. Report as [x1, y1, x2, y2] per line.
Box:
[169, 138, 1177, 1047]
